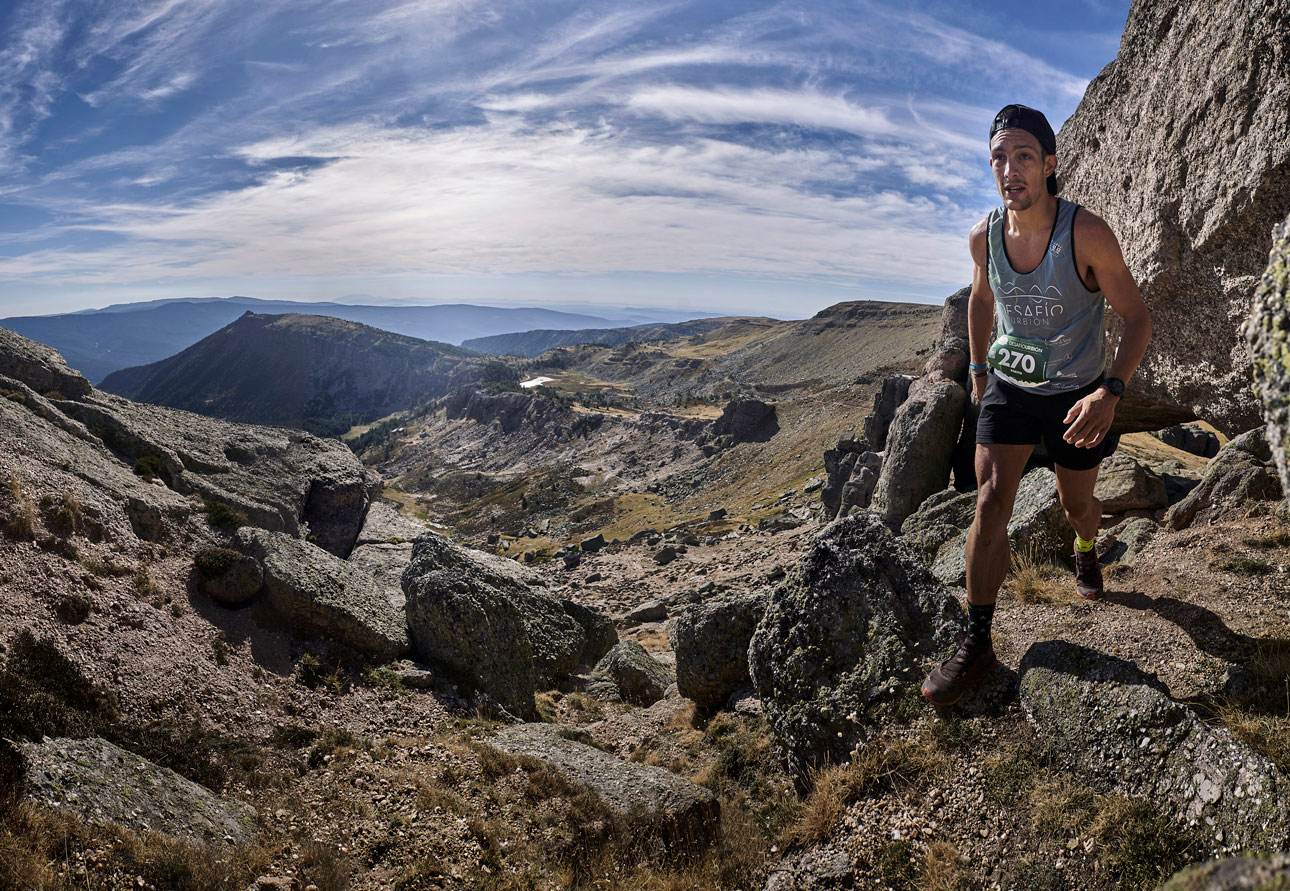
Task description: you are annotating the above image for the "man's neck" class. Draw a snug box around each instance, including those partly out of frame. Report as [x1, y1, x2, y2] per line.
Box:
[1006, 193, 1059, 236]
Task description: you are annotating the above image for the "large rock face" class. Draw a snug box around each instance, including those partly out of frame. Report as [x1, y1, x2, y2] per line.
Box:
[402, 532, 594, 718]
[1245, 213, 1290, 503]
[870, 378, 966, 532]
[235, 528, 409, 660]
[1056, 0, 1290, 435]
[1020, 641, 1290, 852]
[748, 513, 965, 784]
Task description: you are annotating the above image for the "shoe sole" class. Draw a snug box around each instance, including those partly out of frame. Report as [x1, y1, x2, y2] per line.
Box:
[1077, 587, 1102, 601]
[921, 656, 1000, 708]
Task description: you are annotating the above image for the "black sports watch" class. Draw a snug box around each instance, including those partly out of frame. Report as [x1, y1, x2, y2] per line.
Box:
[1100, 377, 1125, 398]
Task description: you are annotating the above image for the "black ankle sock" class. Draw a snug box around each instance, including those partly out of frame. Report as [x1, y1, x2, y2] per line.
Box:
[966, 602, 995, 650]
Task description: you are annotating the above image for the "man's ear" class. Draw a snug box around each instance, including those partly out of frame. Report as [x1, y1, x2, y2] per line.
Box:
[1044, 153, 1058, 178]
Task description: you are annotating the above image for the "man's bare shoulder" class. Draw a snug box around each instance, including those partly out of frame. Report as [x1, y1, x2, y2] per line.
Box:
[1072, 205, 1120, 249]
[969, 215, 990, 265]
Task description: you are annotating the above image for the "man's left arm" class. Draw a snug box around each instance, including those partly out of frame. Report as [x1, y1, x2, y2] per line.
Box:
[1062, 213, 1152, 448]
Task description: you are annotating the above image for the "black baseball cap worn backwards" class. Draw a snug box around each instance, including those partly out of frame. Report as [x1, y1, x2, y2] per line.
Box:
[990, 104, 1058, 195]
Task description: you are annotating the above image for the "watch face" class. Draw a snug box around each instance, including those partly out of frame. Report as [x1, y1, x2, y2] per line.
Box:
[1104, 378, 1124, 397]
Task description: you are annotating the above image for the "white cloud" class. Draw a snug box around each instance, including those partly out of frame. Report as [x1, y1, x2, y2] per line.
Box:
[626, 86, 904, 137]
[0, 119, 976, 292]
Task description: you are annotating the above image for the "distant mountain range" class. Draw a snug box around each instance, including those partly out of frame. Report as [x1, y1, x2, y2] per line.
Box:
[1, 296, 716, 383]
[100, 311, 500, 434]
[462, 318, 734, 356]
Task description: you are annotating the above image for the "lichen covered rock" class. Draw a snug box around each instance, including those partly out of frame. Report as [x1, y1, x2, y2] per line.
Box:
[1244, 213, 1290, 506]
[672, 592, 767, 710]
[748, 512, 965, 784]
[1019, 640, 1290, 852]
[1165, 429, 1282, 529]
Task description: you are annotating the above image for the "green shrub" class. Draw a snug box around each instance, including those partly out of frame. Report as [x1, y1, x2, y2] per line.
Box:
[193, 546, 245, 579]
[133, 454, 164, 479]
[202, 499, 248, 530]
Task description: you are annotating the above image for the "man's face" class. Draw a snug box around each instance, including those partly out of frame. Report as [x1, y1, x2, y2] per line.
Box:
[989, 129, 1056, 212]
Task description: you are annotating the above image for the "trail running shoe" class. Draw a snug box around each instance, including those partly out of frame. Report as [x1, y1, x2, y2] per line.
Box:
[1074, 548, 1103, 600]
[921, 640, 998, 708]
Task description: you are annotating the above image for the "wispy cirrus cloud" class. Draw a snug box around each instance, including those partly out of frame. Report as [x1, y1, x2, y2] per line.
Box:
[0, 0, 1130, 316]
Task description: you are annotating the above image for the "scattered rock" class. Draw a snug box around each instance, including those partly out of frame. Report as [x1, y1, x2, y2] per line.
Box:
[653, 546, 679, 565]
[1245, 212, 1290, 504]
[1159, 854, 1290, 891]
[1153, 424, 1222, 459]
[1097, 517, 1158, 566]
[581, 533, 607, 553]
[1094, 453, 1168, 513]
[353, 501, 426, 546]
[871, 378, 967, 532]
[491, 722, 719, 850]
[758, 516, 803, 533]
[707, 507, 728, 522]
[235, 528, 408, 660]
[591, 641, 675, 706]
[932, 468, 1073, 587]
[1019, 640, 1290, 852]
[21, 736, 257, 847]
[626, 600, 668, 624]
[193, 546, 265, 606]
[402, 533, 586, 719]
[748, 512, 965, 784]
[1166, 429, 1283, 529]
[672, 593, 767, 710]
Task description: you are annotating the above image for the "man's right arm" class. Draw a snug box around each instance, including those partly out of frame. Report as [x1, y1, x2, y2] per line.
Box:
[968, 218, 994, 402]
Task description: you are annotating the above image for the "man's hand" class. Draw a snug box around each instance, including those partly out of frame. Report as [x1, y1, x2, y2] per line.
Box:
[972, 374, 988, 404]
[1062, 389, 1118, 447]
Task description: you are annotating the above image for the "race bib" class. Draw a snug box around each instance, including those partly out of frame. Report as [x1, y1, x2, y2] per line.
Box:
[987, 334, 1050, 387]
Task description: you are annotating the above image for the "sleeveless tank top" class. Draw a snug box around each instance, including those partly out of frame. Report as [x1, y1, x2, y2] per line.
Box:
[986, 198, 1105, 394]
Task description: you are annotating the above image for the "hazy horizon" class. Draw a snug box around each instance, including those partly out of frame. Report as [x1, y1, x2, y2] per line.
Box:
[0, 0, 1129, 319]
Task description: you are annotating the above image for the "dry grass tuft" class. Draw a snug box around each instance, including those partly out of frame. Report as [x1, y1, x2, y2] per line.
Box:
[921, 841, 971, 891]
[1005, 547, 1069, 603]
[782, 736, 942, 849]
[2, 474, 36, 541]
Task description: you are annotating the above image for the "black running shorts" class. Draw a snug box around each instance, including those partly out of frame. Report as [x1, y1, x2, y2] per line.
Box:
[975, 372, 1119, 471]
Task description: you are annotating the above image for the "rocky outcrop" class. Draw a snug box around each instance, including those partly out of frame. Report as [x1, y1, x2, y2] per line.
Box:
[932, 468, 1074, 587]
[1153, 423, 1221, 459]
[672, 593, 767, 710]
[1159, 855, 1290, 891]
[1097, 517, 1158, 566]
[347, 542, 413, 611]
[1093, 453, 1168, 513]
[235, 528, 409, 660]
[711, 399, 778, 443]
[402, 533, 598, 718]
[1165, 429, 1283, 529]
[1245, 213, 1290, 503]
[821, 437, 883, 521]
[1019, 640, 1290, 852]
[862, 375, 915, 453]
[0, 327, 376, 556]
[0, 327, 93, 399]
[870, 378, 966, 532]
[921, 287, 970, 383]
[590, 641, 674, 706]
[490, 723, 720, 850]
[1056, 0, 1290, 435]
[899, 488, 976, 566]
[444, 388, 603, 439]
[748, 513, 965, 784]
[21, 736, 258, 846]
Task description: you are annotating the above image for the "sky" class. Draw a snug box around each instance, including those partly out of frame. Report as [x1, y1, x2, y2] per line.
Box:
[0, 0, 1131, 319]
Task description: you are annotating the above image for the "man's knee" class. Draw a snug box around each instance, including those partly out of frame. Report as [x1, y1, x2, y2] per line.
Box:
[975, 481, 1015, 531]
[1058, 487, 1098, 519]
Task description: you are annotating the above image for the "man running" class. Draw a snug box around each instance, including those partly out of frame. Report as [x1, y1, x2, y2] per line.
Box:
[922, 104, 1152, 707]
